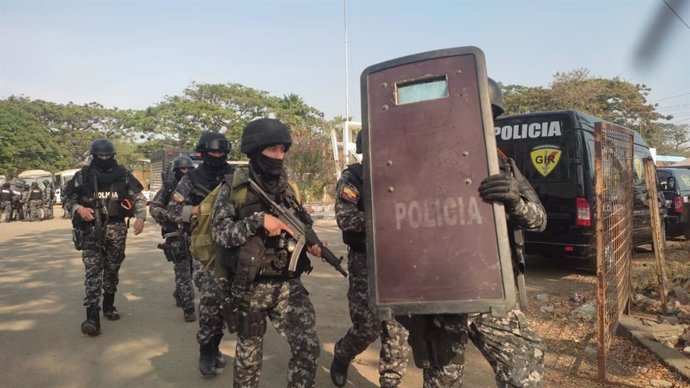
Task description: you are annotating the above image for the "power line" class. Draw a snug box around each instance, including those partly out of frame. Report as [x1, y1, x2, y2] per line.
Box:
[650, 92, 690, 103]
[663, 0, 690, 30]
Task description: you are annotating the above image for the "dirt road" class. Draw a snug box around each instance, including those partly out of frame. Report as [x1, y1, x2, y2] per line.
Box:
[0, 216, 498, 388]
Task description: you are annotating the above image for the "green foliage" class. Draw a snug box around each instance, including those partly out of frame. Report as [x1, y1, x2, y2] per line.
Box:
[0, 97, 69, 176]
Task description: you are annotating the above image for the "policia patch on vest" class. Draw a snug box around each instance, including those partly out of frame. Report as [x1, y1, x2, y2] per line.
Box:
[339, 183, 359, 204]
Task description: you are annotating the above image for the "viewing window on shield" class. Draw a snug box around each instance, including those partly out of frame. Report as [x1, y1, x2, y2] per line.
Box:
[396, 77, 448, 105]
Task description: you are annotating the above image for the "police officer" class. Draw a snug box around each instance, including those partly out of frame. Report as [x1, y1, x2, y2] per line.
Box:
[21, 185, 31, 221]
[400, 78, 546, 388]
[0, 182, 13, 222]
[150, 156, 197, 322]
[330, 130, 410, 387]
[42, 179, 55, 220]
[211, 118, 322, 388]
[167, 132, 233, 377]
[11, 183, 24, 221]
[27, 182, 44, 221]
[64, 138, 147, 337]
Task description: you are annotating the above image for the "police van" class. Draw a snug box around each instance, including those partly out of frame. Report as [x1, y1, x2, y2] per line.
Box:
[494, 110, 663, 270]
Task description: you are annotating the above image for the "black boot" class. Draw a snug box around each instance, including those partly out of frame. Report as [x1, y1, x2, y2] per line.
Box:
[199, 342, 217, 377]
[212, 335, 226, 369]
[102, 293, 120, 321]
[81, 305, 101, 336]
[183, 307, 197, 322]
[330, 356, 350, 387]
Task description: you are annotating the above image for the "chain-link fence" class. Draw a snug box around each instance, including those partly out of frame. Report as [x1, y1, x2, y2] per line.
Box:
[594, 122, 634, 382]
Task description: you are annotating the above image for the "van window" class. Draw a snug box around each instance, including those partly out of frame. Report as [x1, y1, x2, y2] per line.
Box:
[676, 169, 690, 191]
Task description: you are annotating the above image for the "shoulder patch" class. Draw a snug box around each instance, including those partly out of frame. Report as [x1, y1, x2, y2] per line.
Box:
[339, 183, 359, 204]
[172, 191, 185, 203]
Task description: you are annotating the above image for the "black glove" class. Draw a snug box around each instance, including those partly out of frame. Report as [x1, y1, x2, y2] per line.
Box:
[478, 174, 521, 209]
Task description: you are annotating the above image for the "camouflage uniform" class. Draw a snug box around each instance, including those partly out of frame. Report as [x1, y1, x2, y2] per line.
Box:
[167, 170, 230, 346]
[211, 172, 321, 388]
[333, 165, 409, 387]
[419, 157, 547, 388]
[0, 184, 12, 222]
[43, 182, 55, 219]
[27, 184, 44, 221]
[21, 188, 30, 220]
[64, 166, 147, 309]
[150, 177, 196, 317]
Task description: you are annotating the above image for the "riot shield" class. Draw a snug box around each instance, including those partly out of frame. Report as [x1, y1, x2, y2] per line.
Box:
[361, 46, 516, 318]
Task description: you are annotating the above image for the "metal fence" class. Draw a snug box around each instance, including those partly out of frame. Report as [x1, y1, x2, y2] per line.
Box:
[594, 122, 634, 382]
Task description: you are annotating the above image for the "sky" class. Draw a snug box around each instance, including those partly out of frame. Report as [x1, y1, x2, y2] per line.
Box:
[1, 0, 689, 125]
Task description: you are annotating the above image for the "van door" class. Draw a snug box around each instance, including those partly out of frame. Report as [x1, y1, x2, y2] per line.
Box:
[495, 113, 593, 259]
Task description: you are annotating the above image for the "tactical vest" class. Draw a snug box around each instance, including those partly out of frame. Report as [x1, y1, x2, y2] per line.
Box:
[187, 165, 232, 206]
[229, 178, 311, 278]
[79, 166, 134, 219]
[341, 163, 366, 251]
[29, 189, 43, 201]
[0, 189, 11, 202]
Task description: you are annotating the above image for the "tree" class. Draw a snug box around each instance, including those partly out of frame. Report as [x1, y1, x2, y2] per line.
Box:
[502, 69, 670, 144]
[0, 97, 68, 176]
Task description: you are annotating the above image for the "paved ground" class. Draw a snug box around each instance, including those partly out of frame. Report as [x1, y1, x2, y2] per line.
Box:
[0, 215, 498, 388]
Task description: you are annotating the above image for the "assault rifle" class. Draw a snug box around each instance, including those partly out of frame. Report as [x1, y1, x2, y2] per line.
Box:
[91, 172, 105, 251]
[500, 157, 529, 311]
[248, 179, 348, 277]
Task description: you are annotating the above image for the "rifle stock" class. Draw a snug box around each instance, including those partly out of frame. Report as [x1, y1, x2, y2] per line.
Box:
[248, 179, 348, 277]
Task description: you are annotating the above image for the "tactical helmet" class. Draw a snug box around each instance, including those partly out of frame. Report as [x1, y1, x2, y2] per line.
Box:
[1, 182, 9, 189]
[172, 156, 195, 171]
[31, 182, 38, 188]
[195, 132, 230, 153]
[487, 77, 505, 118]
[240, 118, 292, 156]
[355, 131, 363, 154]
[90, 138, 116, 156]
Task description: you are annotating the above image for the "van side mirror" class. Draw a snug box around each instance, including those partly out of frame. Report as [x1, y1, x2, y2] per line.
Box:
[667, 177, 676, 191]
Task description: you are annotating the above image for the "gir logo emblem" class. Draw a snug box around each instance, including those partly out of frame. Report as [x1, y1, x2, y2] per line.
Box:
[530, 145, 562, 177]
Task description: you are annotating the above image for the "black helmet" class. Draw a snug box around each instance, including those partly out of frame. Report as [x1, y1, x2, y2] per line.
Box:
[31, 182, 38, 188]
[172, 156, 195, 170]
[90, 138, 116, 156]
[195, 132, 230, 153]
[240, 118, 292, 156]
[2, 182, 9, 189]
[355, 131, 363, 154]
[487, 77, 505, 119]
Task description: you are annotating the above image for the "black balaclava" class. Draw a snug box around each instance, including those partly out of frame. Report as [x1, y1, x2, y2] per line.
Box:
[173, 169, 186, 181]
[249, 149, 287, 195]
[92, 156, 116, 172]
[253, 152, 284, 176]
[201, 152, 228, 172]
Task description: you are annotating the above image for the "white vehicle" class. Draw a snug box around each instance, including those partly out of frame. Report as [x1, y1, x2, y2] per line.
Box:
[16, 169, 53, 190]
[54, 168, 81, 204]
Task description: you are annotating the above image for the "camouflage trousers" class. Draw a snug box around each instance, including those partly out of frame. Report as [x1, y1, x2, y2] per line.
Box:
[334, 249, 409, 387]
[81, 221, 128, 307]
[234, 277, 320, 388]
[423, 310, 545, 388]
[0, 201, 11, 222]
[163, 239, 195, 311]
[196, 265, 229, 345]
[28, 200, 42, 221]
[43, 201, 53, 219]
